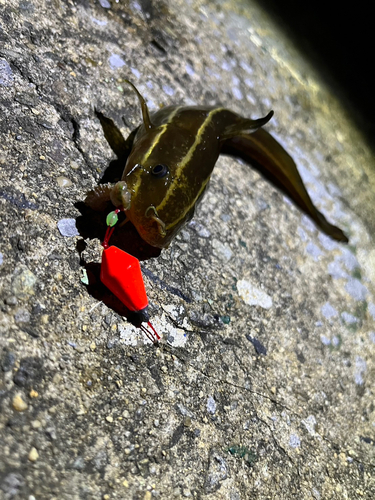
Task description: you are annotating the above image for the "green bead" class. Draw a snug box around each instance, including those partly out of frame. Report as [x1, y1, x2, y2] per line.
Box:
[106, 211, 118, 227]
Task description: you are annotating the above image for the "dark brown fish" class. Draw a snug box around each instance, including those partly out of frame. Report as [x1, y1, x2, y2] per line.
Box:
[86, 81, 348, 247]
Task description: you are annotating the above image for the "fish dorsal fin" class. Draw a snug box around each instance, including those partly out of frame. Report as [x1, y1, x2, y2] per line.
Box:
[124, 79, 154, 130]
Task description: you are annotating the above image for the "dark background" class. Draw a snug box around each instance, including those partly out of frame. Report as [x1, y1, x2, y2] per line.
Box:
[258, 1, 375, 148]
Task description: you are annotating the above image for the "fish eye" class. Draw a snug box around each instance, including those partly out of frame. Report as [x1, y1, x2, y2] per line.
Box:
[151, 164, 169, 178]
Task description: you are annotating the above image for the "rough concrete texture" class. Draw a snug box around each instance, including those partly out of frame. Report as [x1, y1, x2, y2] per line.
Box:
[1, 0, 375, 499]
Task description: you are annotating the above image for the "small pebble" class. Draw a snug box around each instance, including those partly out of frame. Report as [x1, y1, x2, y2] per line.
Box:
[45, 427, 57, 440]
[1, 351, 16, 372]
[72, 457, 85, 470]
[144, 492, 152, 500]
[29, 389, 38, 398]
[12, 394, 28, 412]
[109, 54, 125, 69]
[14, 309, 30, 324]
[0, 58, 14, 86]
[106, 415, 114, 423]
[11, 267, 37, 296]
[123, 479, 129, 487]
[81, 269, 89, 285]
[28, 447, 39, 462]
[237, 279, 272, 309]
[98, 0, 111, 8]
[289, 434, 301, 448]
[56, 176, 73, 188]
[106, 339, 117, 349]
[207, 396, 216, 415]
[184, 416, 192, 427]
[57, 218, 79, 237]
[41, 314, 49, 324]
[5, 296, 18, 306]
[70, 160, 80, 170]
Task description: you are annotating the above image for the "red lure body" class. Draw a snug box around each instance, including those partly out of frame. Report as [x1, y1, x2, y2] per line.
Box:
[99, 212, 160, 344]
[101, 246, 148, 313]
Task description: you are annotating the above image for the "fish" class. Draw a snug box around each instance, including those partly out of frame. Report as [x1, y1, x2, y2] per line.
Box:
[86, 81, 348, 247]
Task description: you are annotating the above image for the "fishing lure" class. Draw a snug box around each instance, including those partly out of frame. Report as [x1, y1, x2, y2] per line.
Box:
[100, 209, 160, 343]
[86, 81, 348, 248]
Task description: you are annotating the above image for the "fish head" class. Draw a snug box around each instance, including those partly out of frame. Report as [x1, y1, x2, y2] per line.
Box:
[119, 127, 195, 248]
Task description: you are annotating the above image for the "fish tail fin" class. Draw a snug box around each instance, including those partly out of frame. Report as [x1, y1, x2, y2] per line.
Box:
[221, 129, 348, 243]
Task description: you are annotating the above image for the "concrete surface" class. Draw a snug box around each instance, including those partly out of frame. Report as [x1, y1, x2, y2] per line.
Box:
[0, 0, 374, 499]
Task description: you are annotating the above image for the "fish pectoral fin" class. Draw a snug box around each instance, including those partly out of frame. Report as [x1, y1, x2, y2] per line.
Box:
[221, 110, 274, 140]
[85, 183, 115, 211]
[221, 129, 348, 243]
[95, 109, 138, 159]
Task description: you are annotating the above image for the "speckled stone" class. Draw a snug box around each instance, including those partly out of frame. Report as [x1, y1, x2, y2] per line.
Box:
[12, 394, 28, 412]
[11, 267, 37, 297]
[28, 447, 39, 462]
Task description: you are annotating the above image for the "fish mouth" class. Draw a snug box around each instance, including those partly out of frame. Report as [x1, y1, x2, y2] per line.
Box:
[110, 181, 131, 210]
[145, 206, 166, 237]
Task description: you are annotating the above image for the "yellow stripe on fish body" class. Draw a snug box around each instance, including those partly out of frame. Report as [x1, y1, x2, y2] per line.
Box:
[156, 107, 225, 215]
[149, 108, 225, 231]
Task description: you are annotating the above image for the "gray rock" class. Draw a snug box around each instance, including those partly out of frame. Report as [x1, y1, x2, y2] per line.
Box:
[14, 309, 31, 324]
[57, 218, 79, 237]
[0, 0, 374, 498]
[204, 450, 229, 494]
[1, 351, 16, 372]
[0, 58, 14, 87]
[4, 296, 18, 306]
[13, 357, 44, 389]
[11, 267, 37, 297]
